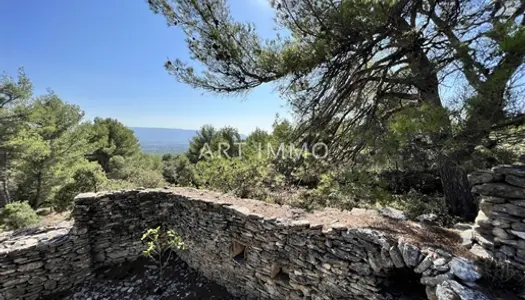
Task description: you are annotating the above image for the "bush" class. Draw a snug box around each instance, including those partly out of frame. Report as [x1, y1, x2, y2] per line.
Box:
[127, 169, 166, 188]
[53, 162, 107, 212]
[195, 156, 270, 199]
[291, 169, 392, 211]
[479, 258, 525, 294]
[392, 190, 455, 226]
[141, 226, 185, 278]
[1, 202, 39, 230]
[162, 154, 196, 186]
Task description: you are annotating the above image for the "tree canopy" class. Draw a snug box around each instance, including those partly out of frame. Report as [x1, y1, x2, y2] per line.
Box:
[147, 0, 525, 220]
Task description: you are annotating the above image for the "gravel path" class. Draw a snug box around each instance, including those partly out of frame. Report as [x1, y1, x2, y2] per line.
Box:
[50, 257, 239, 300]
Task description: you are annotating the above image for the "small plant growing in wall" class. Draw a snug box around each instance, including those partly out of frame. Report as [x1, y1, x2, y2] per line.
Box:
[141, 226, 184, 278]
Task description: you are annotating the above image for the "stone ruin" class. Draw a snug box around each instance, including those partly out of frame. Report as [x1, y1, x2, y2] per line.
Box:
[470, 165, 525, 270]
[2, 166, 525, 299]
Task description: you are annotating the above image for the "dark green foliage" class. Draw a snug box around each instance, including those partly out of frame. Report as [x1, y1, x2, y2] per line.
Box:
[187, 125, 217, 163]
[86, 118, 141, 173]
[162, 154, 196, 186]
[195, 155, 271, 199]
[0, 71, 168, 213]
[108, 153, 166, 188]
[187, 124, 243, 163]
[148, 0, 525, 220]
[479, 258, 525, 294]
[0, 68, 33, 143]
[8, 95, 92, 208]
[1, 201, 39, 230]
[53, 162, 106, 211]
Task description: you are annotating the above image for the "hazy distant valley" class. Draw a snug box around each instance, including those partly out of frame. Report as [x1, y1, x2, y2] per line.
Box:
[130, 127, 197, 154]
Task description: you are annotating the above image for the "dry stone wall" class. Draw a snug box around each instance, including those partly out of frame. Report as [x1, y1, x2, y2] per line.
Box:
[0, 222, 91, 300]
[470, 165, 525, 269]
[73, 188, 488, 300]
[1, 188, 493, 300]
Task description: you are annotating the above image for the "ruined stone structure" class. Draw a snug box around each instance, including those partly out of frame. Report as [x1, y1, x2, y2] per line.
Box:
[0, 222, 91, 299]
[1, 188, 492, 300]
[470, 165, 525, 270]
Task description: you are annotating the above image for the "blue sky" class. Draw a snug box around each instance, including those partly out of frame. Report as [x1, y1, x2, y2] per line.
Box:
[0, 0, 288, 134]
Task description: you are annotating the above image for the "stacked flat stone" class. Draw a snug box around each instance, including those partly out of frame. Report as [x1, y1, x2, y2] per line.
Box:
[470, 165, 525, 270]
[72, 188, 488, 300]
[0, 221, 91, 300]
[0, 188, 495, 300]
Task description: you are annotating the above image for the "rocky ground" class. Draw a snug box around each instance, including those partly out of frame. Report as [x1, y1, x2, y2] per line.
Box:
[49, 257, 239, 300]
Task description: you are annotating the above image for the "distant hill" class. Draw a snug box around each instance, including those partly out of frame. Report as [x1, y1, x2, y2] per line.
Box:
[130, 127, 197, 154]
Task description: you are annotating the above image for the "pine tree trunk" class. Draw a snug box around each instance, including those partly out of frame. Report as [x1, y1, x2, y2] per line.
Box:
[438, 156, 477, 221]
[0, 149, 9, 207]
[33, 170, 43, 208]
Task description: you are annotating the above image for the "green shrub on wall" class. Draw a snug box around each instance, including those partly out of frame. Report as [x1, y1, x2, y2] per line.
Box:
[141, 226, 185, 278]
[1, 201, 39, 230]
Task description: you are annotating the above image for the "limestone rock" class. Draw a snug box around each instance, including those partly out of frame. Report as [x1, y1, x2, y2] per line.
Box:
[513, 222, 525, 232]
[506, 174, 525, 188]
[472, 183, 525, 199]
[399, 241, 421, 267]
[492, 227, 512, 240]
[492, 203, 525, 217]
[469, 244, 491, 259]
[437, 280, 490, 300]
[414, 253, 434, 274]
[449, 258, 481, 282]
[453, 223, 472, 231]
[479, 196, 507, 204]
[468, 171, 496, 186]
[459, 230, 473, 249]
[493, 165, 525, 178]
[416, 213, 439, 224]
[435, 282, 460, 300]
[510, 230, 525, 240]
[378, 206, 407, 220]
[388, 246, 405, 269]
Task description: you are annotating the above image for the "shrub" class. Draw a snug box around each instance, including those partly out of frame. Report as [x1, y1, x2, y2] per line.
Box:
[127, 169, 166, 188]
[162, 154, 196, 186]
[53, 162, 107, 211]
[292, 169, 392, 211]
[141, 226, 185, 278]
[392, 190, 455, 226]
[478, 258, 525, 294]
[1, 202, 39, 230]
[195, 156, 270, 199]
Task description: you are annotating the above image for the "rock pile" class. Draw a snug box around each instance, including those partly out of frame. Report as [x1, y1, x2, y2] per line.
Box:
[59, 257, 237, 300]
[470, 165, 525, 270]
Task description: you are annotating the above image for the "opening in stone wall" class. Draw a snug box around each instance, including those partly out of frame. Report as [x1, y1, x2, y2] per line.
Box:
[270, 263, 290, 284]
[231, 240, 246, 264]
[380, 268, 427, 299]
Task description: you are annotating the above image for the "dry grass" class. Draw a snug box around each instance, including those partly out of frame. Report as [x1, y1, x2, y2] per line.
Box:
[39, 211, 72, 227]
[171, 187, 468, 257]
[477, 258, 525, 299]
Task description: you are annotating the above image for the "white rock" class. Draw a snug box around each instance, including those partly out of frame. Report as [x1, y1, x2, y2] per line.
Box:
[450, 257, 481, 282]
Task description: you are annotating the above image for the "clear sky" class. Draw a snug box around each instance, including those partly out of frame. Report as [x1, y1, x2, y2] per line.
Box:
[0, 0, 289, 134]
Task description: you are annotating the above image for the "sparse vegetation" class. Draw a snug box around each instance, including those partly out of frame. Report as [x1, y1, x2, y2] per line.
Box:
[1, 201, 39, 230]
[141, 226, 185, 278]
[1, 0, 525, 230]
[479, 258, 525, 294]
[148, 0, 525, 222]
